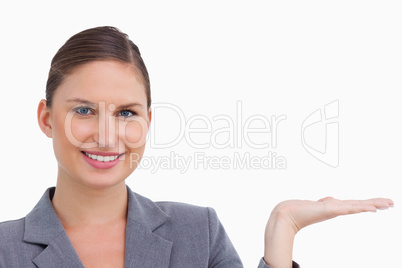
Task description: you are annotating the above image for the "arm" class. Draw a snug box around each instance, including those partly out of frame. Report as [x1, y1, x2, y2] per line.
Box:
[263, 197, 394, 268]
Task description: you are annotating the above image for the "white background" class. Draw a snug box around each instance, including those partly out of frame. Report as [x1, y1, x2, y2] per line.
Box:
[0, 1, 401, 267]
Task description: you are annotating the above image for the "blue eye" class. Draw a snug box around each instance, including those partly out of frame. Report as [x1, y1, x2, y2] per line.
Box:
[75, 107, 93, 115]
[118, 110, 136, 117]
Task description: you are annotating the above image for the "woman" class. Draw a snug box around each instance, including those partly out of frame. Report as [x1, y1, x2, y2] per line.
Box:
[0, 26, 393, 268]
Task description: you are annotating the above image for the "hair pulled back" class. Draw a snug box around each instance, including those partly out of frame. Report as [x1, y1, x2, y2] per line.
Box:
[46, 26, 151, 109]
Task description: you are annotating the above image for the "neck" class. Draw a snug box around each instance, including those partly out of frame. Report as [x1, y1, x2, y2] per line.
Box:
[52, 171, 128, 228]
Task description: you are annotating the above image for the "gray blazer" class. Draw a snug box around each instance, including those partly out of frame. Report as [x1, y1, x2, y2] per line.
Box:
[0, 186, 283, 268]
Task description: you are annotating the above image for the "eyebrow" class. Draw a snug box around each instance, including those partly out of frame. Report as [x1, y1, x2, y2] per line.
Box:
[66, 98, 144, 109]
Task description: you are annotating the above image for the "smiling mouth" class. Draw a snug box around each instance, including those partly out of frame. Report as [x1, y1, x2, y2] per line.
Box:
[81, 151, 124, 162]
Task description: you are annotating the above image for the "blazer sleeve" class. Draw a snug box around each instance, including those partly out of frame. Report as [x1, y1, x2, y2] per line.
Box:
[257, 257, 300, 268]
[207, 207, 244, 267]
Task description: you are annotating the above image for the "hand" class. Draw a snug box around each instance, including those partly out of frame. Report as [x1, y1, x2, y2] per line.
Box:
[263, 197, 394, 268]
[272, 197, 394, 232]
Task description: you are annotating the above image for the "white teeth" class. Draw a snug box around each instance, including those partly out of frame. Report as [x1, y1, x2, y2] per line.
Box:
[84, 152, 119, 162]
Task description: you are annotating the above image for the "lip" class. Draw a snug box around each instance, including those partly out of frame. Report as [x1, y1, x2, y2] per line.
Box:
[81, 151, 124, 170]
[81, 150, 121, 156]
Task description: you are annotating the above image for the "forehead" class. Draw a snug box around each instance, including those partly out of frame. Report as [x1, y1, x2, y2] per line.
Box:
[53, 60, 147, 105]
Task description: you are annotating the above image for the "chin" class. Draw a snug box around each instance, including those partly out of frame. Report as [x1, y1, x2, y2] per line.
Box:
[82, 178, 126, 190]
[74, 170, 128, 190]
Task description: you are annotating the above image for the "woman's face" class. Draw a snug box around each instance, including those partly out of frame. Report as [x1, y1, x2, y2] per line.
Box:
[39, 60, 151, 189]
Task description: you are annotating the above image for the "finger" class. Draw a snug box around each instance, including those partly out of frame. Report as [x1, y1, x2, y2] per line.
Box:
[337, 198, 394, 215]
[362, 198, 394, 209]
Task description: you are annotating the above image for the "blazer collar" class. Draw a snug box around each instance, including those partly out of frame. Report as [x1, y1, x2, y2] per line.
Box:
[24, 186, 173, 268]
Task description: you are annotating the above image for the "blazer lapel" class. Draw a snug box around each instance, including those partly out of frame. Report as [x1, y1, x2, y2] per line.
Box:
[23, 186, 173, 268]
[31, 232, 84, 268]
[124, 186, 173, 268]
[24, 187, 84, 268]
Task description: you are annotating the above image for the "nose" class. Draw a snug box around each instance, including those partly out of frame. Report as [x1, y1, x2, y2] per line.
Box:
[95, 102, 118, 148]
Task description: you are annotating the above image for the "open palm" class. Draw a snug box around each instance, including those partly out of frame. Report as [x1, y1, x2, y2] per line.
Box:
[263, 197, 394, 267]
[274, 197, 394, 232]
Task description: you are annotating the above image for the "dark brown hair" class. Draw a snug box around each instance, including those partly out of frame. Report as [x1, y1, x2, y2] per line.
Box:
[46, 26, 151, 109]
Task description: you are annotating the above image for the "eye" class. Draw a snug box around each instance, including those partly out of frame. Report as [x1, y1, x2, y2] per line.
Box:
[118, 110, 136, 117]
[74, 107, 94, 115]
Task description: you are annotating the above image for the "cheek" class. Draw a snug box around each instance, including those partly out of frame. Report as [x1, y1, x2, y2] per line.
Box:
[72, 119, 96, 140]
[119, 118, 149, 149]
[62, 115, 97, 147]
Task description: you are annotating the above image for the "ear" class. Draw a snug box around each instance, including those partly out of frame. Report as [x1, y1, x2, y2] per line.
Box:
[37, 99, 53, 138]
[147, 107, 152, 127]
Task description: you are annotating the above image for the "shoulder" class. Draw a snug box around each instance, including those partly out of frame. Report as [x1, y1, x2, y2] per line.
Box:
[0, 218, 26, 260]
[148, 201, 220, 252]
[153, 199, 226, 242]
[150, 200, 242, 267]
[157, 200, 222, 228]
[128, 187, 234, 252]
[155, 200, 215, 220]
[0, 218, 25, 241]
[130, 189, 218, 232]
[128, 188, 218, 228]
[154, 201, 224, 240]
